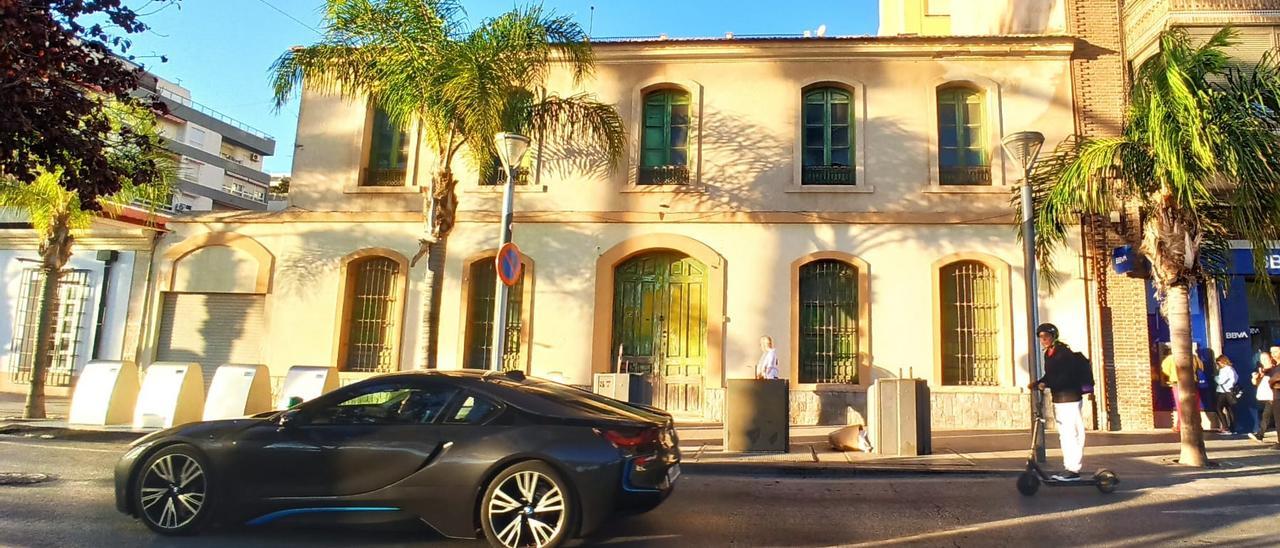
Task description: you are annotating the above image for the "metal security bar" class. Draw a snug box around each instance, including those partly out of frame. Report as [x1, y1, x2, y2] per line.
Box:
[802, 165, 855, 185]
[465, 260, 524, 371]
[344, 258, 400, 373]
[940, 166, 992, 185]
[9, 268, 91, 387]
[941, 261, 1001, 386]
[798, 260, 859, 384]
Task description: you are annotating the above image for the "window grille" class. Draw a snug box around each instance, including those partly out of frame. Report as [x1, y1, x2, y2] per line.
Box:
[343, 257, 400, 372]
[940, 261, 1001, 386]
[798, 260, 860, 384]
[465, 259, 524, 371]
[9, 268, 91, 387]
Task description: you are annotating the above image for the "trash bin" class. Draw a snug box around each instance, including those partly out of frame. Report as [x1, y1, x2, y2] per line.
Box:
[868, 378, 931, 456]
[724, 379, 789, 452]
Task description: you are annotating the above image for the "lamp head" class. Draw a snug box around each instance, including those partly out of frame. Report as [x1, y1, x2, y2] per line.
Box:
[1001, 131, 1045, 173]
[494, 132, 531, 172]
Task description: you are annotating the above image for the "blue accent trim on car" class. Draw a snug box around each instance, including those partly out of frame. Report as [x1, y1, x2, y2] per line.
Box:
[621, 458, 661, 493]
[245, 507, 401, 526]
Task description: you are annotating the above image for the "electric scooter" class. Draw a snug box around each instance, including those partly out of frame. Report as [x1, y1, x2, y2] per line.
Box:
[1016, 391, 1119, 496]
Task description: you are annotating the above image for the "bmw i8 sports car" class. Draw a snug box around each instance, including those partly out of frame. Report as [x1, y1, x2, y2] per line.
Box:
[115, 370, 681, 548]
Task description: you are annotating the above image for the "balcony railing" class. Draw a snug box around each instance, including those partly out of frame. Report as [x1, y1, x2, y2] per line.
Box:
[481, 167, 531, 186]
[361, 167, 407, 187]
[802, 165, 855, 185]
[940, 166, 992, 186]
[221, 184, 268, 204]
[152, 88, 274, 141]
[638, 165, 690, 185]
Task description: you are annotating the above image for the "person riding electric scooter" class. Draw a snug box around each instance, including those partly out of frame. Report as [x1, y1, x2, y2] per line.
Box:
[1018, 323, 1118, 496]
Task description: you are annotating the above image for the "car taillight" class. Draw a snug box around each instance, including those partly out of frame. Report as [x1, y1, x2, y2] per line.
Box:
[595, 427, 660, 453]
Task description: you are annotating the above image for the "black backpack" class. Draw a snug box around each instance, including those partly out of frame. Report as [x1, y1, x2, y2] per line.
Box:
[1075, 351, 1096, 394]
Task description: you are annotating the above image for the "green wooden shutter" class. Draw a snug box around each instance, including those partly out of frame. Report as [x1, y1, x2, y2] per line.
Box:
[802, 88, 854, 185]
[639, 90, 691, 184]
[937, 88, 990, 185]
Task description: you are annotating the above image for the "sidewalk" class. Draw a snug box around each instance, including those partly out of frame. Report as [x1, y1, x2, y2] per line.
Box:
[4, 391, 1276, 479]
[676, 424, 1280, 478]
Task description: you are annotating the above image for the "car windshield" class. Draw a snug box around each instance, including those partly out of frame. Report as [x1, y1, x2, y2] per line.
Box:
[517, 380, 668, 423]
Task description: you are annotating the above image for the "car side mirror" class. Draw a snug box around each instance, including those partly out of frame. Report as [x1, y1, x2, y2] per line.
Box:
[278, 409, 303, 429]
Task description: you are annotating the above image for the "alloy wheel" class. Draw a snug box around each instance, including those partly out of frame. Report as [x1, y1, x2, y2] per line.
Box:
[139, 453, 206, 530]
[486, 470, 567, 548]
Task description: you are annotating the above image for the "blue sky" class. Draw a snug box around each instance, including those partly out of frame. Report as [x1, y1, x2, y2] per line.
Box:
[121, 1, 880, 173]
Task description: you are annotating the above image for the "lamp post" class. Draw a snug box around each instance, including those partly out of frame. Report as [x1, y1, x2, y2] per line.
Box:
[491, 132, 531, 371]
[1002, 130, 1046, 463]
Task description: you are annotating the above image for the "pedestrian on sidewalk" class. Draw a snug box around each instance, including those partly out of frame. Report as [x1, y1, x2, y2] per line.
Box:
[1161, 343, 1205, 433]
[1250, 353, 1276, 443]
[1213, 355, 1239, 434]
[755, 336, 780, 380]
[1029, 323, 1092, 482]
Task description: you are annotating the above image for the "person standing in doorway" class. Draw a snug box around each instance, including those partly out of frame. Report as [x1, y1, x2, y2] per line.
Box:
[755, 336, 779, 380]
[1250, 353, 1276, 442]
[1213, 355, 1238, 434]
[1030, 323, 1092, 481]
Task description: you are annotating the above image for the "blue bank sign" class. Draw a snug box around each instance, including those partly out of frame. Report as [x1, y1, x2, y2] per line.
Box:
[1228, 249, 1280, 276]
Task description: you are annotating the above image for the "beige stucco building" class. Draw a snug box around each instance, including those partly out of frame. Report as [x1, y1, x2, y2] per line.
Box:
[130, 0, 1108, 428]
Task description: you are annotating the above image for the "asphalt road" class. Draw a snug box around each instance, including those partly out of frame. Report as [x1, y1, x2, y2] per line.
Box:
[2, 435, 1278, 547]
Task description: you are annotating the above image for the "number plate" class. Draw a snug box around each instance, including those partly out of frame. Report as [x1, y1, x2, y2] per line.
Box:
[666, 463, 681, 484]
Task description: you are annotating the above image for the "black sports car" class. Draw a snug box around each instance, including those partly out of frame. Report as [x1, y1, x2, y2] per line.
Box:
[115, 370, 681, 547]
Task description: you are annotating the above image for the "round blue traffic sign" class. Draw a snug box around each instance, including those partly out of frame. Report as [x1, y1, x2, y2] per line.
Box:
[496, 243, 523, 286]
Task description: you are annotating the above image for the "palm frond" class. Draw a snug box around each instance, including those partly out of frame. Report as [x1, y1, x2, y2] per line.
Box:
[528, 93, 626, 171]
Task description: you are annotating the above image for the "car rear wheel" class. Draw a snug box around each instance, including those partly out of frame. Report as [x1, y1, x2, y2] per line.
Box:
[480, 461, 574, 548]
[134, 444, 213, 535]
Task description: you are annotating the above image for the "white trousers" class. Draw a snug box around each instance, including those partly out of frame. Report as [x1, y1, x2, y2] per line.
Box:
[1054, 401, 1086, 473]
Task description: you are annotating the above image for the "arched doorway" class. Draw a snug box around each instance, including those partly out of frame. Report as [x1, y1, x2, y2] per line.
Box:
[612, 251, 708, 415]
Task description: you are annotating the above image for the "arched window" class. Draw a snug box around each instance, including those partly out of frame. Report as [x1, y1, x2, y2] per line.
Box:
[802, 87, 854, 185]
[798, 259, 860, 383]
[939, 260, 1001, 385]
[937, 86, 989, 185]
[340, 255, 404, 372]
[464, 258, 527, 371]
[639, 89, 691, 185]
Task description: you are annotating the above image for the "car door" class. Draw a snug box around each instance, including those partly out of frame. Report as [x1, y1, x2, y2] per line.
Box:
[234, 379, 459, 500]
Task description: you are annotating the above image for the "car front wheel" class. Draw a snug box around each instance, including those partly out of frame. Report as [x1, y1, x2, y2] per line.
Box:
[134, 444, 213, 535]
[480, 461, 575, 548]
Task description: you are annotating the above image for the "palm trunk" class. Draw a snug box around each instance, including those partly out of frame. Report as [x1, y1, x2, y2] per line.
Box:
[418, 237, 447, 370]
[24, 214, 74, 419]
[1165, 284, 1209, 466]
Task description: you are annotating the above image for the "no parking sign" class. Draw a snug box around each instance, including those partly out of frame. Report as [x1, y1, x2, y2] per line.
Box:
[496, 242, 523, 286]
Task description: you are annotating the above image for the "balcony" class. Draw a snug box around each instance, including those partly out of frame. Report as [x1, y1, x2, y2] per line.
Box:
[802, 165, 855, 185]
[940, 166, 992, 186]
[481, 166, 531, 187]
[360, 167, 407, 187]
[221, 184, 268, 204]
[638, 165, 690, 185]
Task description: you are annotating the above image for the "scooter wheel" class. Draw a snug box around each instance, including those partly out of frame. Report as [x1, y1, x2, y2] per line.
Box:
[1016, 471, 1040, 496]
[1094, 470, 1119, 494]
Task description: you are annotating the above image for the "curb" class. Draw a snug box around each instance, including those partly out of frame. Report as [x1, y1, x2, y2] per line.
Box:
[0, 423, 146, 444]
[682, 461, 1024, 477]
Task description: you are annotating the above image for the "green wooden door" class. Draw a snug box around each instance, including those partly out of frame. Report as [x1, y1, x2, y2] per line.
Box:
[612, 252, 707, 415]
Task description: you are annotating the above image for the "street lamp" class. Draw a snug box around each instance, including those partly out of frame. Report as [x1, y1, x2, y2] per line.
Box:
[490, 132, 531, 371]
[1002, 130, 1046, 463]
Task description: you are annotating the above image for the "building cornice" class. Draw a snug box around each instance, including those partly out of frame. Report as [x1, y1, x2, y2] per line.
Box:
[590, 35, 1079, 62]
[167, 209, 1016, 226]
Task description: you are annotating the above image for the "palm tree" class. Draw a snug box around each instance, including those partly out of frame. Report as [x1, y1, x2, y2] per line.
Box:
[1030, 28, 1280, 466]
[0, 103, 174, 418]
[271, 0, 624, 369]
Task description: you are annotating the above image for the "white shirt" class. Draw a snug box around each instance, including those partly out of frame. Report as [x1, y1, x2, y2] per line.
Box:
[1258, 370, 1274, 402]
[1215, 366, 1237, 394]
[756, 348, 779, 380]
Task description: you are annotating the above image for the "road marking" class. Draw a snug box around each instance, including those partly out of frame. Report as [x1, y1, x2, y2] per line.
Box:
[832, 498, 1123, 547]
[0, 440, 121, 454]
[1161, 504, 1280, 515]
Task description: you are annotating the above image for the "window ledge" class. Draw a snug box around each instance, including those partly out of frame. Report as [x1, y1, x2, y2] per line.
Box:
[343, 185, 418, 195]
[786, 185, 875, 194]
[923, 185, 1011, 195]
[463, 185, 549, 194]
[930, 385, 1024, 394]
[789, 383, 868, 392]
[620, 184, 707, 194]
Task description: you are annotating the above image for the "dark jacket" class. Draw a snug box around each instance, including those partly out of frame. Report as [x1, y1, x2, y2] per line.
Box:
[1038, 342, 1091, 403]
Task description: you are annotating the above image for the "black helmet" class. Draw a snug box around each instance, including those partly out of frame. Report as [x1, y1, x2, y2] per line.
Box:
[1036, 323, 1059, 339]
